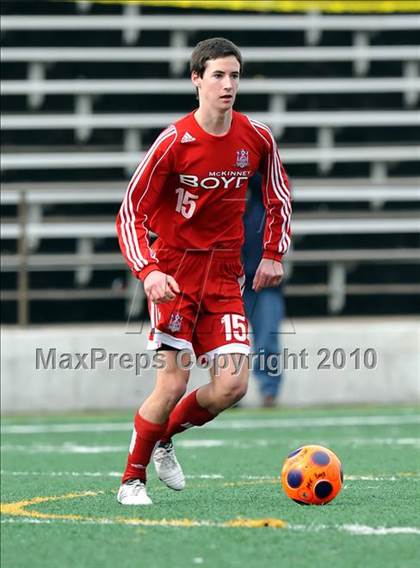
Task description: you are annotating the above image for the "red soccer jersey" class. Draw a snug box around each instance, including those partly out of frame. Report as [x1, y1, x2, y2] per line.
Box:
[116, 110, 292, 281]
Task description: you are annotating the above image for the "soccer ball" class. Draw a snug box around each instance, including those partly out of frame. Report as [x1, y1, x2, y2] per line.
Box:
[281, 445, 343, 505]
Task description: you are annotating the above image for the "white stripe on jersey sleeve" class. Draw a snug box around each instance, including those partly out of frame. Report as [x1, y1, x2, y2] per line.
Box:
[247, 118, 291, 254]
[119, 126, 177, 272]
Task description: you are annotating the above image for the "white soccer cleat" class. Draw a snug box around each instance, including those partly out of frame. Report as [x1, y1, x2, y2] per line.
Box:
[153, 441, 186, 491]
[117, 479, 153, 505]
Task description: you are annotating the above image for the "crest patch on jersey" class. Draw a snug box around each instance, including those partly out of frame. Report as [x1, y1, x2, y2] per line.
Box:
[168, 312, 183, 333]
[235, 149, 249, 168]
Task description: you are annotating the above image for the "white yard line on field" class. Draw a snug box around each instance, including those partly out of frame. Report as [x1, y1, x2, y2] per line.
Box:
[0, 470, 224, 479]
[1, 517, 419, 535]
[0, 470, 122, 477]
[0, 440, 237, 453]
[340, 524, 420, 536]
[289, 523, 420, 535]
[2, 436, 420, 454]
[2, 414, 420, 435]
[2, 470, 419, 481]
[177, 440, 225, 447]
[349, 437, 420, 447]
[1, 443, 127, 454]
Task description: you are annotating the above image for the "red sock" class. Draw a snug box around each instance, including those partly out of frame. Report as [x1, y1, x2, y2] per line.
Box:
[122, 413, 168, 484]
[161, 389, 215, 442]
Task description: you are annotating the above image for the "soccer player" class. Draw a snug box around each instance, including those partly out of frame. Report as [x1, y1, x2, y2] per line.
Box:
[116, 37, 291, 505]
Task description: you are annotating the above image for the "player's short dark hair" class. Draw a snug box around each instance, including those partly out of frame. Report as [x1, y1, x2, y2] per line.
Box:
[190, 37, 243, 77]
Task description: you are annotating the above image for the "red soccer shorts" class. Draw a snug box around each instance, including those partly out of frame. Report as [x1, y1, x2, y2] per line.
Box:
[147, 241, 250, 358]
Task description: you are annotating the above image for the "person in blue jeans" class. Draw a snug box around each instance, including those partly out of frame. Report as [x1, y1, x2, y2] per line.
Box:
[242, 173, 285, 407]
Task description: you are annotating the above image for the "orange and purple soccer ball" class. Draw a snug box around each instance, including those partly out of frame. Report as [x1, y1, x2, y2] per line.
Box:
[281, 445, 343, 505]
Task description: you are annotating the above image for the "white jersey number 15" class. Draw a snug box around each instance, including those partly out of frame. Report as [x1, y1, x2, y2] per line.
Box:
[221, 314, 247, 342]
[175, 187, 198, 219]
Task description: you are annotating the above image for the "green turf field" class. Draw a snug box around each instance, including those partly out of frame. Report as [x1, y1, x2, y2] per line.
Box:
[1, 405, 419, 568]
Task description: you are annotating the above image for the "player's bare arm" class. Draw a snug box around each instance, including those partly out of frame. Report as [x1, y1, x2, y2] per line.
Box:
[143, 270, 180, 304]
[252, 258, 284, 293]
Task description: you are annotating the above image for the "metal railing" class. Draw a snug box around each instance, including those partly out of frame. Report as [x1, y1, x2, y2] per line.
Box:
[3, 110, 419, 130]
[3, 14, 419, 31]
[3, 45, 419, 63]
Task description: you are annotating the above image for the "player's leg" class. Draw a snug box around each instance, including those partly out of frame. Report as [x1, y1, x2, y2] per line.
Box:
[154, 312, 249, 491]
[152, 330, 249, 492]
[152, 352, 219, 492]
[117, 350, 189, 505]
[159, 352, 248, 447]
[140, 348, 191, 422]
[197, 352, 249, 412]
[119, 242, 201, 502]
[161, 309, 250, 441]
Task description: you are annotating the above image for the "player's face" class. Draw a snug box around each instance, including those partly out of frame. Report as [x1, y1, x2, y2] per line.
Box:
[192, 56, 240, 112]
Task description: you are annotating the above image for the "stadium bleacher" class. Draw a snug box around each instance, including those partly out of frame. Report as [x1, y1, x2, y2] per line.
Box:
[1, 1, 419, 324]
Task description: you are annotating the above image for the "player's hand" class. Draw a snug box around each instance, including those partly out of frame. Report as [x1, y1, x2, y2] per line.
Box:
[252, 259, 284, 292]
[143, 270, 180, 304]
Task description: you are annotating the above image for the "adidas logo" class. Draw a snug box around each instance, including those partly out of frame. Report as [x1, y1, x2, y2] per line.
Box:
[181, 131, 196, 144]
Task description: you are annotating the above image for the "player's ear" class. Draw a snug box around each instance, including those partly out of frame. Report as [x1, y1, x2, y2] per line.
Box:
[191, 71, 201, 89]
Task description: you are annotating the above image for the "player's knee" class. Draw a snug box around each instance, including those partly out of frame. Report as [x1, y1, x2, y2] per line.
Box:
[156, 365, 188, 407]
[230, 380, 248, 403]
[164, 379, 187, 408]
[217, 377, 248, 407]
